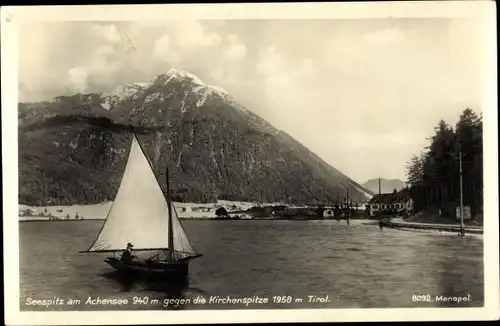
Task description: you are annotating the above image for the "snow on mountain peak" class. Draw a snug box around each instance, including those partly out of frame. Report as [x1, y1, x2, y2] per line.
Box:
[99, 68, 245, 112]
[164, 68, 228, 95]
[166, 68, 205, 86]
[208, 85, 228, 95]
[104, 82, 151, 101]
[100, 82, 152, 110]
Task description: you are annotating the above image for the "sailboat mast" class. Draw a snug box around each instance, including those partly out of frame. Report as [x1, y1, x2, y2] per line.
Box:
[166, 167, 174, 261]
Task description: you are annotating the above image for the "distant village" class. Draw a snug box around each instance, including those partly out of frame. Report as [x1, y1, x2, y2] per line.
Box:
[19, 179, 412, 221]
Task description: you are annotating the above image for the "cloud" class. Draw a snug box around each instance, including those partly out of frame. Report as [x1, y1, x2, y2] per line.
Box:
[153, 21, 222, 64]
[90, 46, 122, 74]
[365, 28, 403, 44]
[164, 21, 221, 50]
[173, 21, 221, 49]
[299, 58, 314, 75]
[67, 66, 88, 93]
[257, 50, 298, 89]
[256, 46, 285, 75]
[256, 46, 315, 90]
[226, 33, 239, 44]
[153, 35, 180, 63]
[17, 19, 484, 182]
[54, 24, 128, 93]
[91, 24, 122, 43]
[225, 32, 246, 61]
[211, 67, 224, 80]
[225, 43, 246, 61]
[95, 45, 115, 56]
[65, 44, 124, 93]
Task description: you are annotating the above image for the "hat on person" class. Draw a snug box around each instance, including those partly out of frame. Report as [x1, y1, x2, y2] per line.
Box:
[127, 242, 133, 248]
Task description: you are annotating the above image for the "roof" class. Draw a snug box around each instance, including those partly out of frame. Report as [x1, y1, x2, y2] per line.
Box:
[368, 193, 394, 204]
[368, 191, 411, 204]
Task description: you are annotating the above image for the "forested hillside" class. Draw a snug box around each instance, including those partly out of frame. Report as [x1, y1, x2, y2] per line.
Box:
[405, 108, 483, 219]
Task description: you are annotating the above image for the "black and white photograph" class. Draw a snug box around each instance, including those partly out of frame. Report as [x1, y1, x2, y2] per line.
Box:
[2, 2, 498, 324]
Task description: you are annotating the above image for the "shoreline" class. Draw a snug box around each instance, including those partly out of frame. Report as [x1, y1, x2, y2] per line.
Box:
[18, 217, 254, 222]
[380, 218, 483, 234]
[17, 200, 260, 221]
[18, 216, 397, 223]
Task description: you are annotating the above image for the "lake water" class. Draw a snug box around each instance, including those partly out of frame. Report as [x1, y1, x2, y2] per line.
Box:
[19, 219, 484, 310]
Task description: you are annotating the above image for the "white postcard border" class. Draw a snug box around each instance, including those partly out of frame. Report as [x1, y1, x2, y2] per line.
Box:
[2, 1, 498, 324]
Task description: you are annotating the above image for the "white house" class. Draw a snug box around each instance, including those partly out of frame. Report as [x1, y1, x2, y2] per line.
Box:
[367, 191, 413, 217]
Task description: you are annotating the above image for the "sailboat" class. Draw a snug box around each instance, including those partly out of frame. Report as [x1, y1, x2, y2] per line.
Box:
[80, 131, 202, 279]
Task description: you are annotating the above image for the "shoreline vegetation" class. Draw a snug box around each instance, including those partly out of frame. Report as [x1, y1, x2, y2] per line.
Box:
[405, 108, 483, 226]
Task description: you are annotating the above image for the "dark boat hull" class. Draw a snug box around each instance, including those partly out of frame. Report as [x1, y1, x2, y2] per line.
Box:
[104, 257, 189, 280]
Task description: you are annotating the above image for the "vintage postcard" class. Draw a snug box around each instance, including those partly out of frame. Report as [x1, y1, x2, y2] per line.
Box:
[2, 1, 498, 324]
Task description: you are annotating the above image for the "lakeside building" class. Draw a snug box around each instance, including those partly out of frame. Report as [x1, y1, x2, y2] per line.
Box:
[366, 190, 413, 217]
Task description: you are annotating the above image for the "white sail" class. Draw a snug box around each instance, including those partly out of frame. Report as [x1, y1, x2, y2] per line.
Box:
[87, 134, 197, 256]
[171, 205, 197, 257]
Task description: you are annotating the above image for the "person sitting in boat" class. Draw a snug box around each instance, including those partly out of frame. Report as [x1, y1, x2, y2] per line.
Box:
[121, 243, 137, 263]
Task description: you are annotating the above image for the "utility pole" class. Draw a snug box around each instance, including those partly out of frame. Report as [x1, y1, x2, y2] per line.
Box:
[459, 151, 465, 236]
[346, 186, 350, 209]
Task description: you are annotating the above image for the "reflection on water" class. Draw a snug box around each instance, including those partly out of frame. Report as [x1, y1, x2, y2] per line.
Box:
[19, 220, 484, 310]
[435, 235, 483, 307]
[99, 271, 136, 293]
[98, 271, 206, 310]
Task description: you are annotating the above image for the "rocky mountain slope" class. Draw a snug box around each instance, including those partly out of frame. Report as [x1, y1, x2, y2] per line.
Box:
[362, 178, 406, 194]
[18, 68, 367, 206]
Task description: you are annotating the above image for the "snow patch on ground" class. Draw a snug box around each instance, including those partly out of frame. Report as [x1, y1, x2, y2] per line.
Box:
[19, 199, 270, 221]
[194, 86, 210, 107]
[101, 103, 112, 110]
[144, 92, 161, 103]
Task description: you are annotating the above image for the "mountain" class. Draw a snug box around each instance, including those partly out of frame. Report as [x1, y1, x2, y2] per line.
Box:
[362, 178, 406, 194]
[18, 68, 368, 206]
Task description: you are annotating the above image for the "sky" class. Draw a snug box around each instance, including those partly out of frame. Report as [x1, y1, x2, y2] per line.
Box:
[18, 18, 487, 183]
